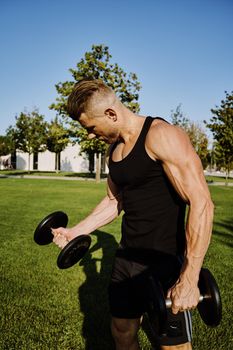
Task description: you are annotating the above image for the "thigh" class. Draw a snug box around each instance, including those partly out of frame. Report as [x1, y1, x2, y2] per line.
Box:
[108, 255, 150, 319]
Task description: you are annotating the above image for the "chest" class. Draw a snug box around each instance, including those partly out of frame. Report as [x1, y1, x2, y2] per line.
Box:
[111, 140, 137, 162]
[109, 143, 162, 188]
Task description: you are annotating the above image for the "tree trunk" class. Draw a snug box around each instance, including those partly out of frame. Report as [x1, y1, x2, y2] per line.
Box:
[225, 166, 229, 186]
[28, 153, 31, 174]
[95, 153, 101, 183]
[55, 153, 59, 174]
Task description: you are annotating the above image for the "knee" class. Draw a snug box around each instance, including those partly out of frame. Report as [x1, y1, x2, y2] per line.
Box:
[111, 318, 139, 347]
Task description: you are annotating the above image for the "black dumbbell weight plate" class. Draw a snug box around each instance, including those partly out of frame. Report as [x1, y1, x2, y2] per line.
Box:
[57, 235, 91, 269]
[34, 211, 68, 245]
[198, 268, 222, 327]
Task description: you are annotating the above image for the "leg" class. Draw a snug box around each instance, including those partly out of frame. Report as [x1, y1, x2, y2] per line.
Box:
[111, 317, 141, 350]
[108, 254, 150, 349]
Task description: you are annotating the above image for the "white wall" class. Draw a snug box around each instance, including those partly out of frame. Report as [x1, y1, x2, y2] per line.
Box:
[38, 151, 55, 171]
[60, 144, 89, 172]
[0, 143, 107, 173]
[12, 143, 90, 172]
[16, 151, 33, 170]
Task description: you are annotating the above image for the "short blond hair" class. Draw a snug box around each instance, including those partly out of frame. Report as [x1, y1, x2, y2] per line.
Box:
[67, 79, 113, 120]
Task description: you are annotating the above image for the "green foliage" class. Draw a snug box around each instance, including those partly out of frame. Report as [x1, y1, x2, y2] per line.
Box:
[46, 116, 70, 154]
[205, 91, 233, 176]
[0, 135, 15, 156]
[7, 109, 47, 155]
[49, 44, 141, 157]
[187, 122, 209, 169]
[46, 116, 70, 172]
[6, 109, 47, 172]
[170, 104, 209, 168]
[170, 104, 190, 129]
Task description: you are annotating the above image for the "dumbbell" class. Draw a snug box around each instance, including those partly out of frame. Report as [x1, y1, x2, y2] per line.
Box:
[148, 268, 222, 335]
[34, 211, 91, 269]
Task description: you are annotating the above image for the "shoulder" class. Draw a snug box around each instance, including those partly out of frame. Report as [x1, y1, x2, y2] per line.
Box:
[146, 118, 194, 162]
[148, 117, 186, 136]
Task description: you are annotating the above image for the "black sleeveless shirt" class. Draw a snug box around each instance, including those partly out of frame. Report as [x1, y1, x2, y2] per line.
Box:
[109, 116, 186, 256]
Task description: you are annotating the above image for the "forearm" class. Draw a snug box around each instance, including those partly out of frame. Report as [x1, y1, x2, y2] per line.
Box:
[72, 195, 122, 235]
[181, 198, 214, 283]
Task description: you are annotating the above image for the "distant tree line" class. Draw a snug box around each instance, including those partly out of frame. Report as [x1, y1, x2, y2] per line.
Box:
[169, 104, 209, 168]
[0, 44, 232, 181]
[169, 93, 233, 180]
[1, 110, 69, 173]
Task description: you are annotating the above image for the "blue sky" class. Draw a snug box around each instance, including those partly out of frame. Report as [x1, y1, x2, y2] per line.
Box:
[0, 0, 232, 135]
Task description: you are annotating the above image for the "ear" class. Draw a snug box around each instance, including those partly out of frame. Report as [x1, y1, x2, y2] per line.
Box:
[104, 108, 117, 121]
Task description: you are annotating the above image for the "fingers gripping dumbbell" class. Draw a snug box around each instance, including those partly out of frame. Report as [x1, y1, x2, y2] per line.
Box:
[34, 211, 91, 269]
[148, 268, 222, 335]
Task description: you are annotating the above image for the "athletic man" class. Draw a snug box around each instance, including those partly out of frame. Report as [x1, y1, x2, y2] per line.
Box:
[52, 79, 214, 349]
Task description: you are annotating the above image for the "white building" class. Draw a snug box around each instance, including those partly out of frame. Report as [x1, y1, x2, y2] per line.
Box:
[0, 143, 107, 173]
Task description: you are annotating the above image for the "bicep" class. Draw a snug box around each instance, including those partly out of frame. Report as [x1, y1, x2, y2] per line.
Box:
[162, 151, 209, 205]
[152, 125, 211, 204]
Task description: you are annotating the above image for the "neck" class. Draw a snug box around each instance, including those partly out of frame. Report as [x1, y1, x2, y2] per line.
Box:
[118, 113, 146, 143]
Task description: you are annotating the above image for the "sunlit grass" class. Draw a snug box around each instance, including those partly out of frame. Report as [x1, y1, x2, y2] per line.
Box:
[0, 179, 232, 349]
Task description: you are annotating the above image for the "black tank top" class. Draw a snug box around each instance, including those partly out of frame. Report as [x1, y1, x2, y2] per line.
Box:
[109, 116, 186, 256]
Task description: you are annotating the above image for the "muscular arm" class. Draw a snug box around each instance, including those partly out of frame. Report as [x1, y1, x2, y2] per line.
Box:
[147, 122, 214, 312]
[52, 176, 122, 246]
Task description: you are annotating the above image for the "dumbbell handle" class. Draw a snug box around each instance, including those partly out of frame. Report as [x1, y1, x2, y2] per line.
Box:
[165, 295, 206, 308]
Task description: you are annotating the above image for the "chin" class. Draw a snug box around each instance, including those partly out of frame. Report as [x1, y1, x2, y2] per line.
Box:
[101, 134, 118, 144]
[108, 137, 118, 144]
[108, 133, 119, 144]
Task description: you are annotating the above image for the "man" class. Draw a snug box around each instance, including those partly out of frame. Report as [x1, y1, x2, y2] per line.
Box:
[52, 79, 214, 350]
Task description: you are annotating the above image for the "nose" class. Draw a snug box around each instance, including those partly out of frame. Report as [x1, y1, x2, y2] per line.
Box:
[87, 133, 96, 140]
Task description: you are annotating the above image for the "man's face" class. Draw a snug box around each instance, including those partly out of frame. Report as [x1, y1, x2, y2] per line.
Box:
[79, 113, 118, 144]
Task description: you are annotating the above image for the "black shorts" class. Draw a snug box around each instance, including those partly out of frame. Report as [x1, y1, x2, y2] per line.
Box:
[108, 247, 192, 346]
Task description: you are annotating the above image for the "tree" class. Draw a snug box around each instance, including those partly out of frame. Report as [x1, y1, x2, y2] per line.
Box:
[205, 91, 233, 182]
[170, 104, 190, 131]
[50, 44, 141, 182]
[46, 117, 70, 173]
[7, 109, 47, 173]
[0, 135, 14, 157]
[186, 122, 209, 168]
[170, 105, 209, 168]
[0, 135, 16, 169]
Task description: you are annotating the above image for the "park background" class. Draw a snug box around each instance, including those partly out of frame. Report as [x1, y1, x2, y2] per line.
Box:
[0, 0, 232, 179]
[0, 0, 233, 349]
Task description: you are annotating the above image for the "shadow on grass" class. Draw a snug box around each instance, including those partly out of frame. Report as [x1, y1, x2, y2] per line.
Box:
[65, 172, 108, 179]
[0, 170, 28, 176]
[0, 170, 52, 176]
[0, 170, 108, 179]
[213, 219, 233, 249]
[77, 231, 164, 350]
[77, 230, 117, 350]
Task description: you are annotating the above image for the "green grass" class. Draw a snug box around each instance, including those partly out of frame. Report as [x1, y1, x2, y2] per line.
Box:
[206, 175, 233, 183]
[0, 169, 108, 179]
[0, 179, 232, 349]
[1, 169, 232, 183]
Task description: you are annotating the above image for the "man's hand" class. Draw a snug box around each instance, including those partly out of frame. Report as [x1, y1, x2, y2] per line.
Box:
[167, 275, 200, 314]
[51, 227, 82, 249]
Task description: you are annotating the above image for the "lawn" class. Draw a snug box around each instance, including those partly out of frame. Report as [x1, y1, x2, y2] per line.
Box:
[1, 169, 233, 183]
[0, 170, 108, 179]
[0, 178, 232, 349]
